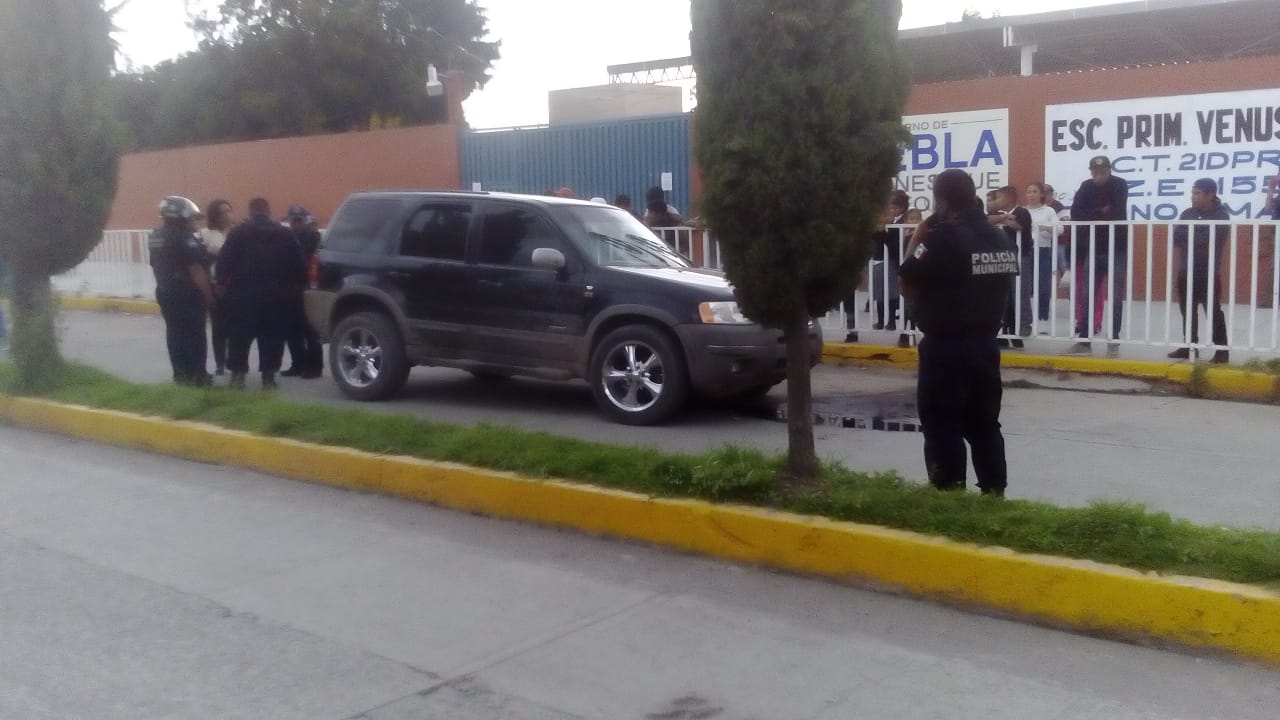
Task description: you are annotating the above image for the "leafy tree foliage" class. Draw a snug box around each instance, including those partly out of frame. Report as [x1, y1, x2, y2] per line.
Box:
[0, 0, 121, 388]
[692, 0, 909, 479]
[115, 0, 500, 149]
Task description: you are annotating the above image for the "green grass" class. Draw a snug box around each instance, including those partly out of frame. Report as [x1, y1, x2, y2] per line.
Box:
[3, 362, 1279, 586]
[1241, 358, 1280, 375]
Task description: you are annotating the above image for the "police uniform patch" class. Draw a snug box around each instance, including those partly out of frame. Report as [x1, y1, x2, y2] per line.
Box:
[913, 243, 928, 259]
[970, 250, 1019, 276]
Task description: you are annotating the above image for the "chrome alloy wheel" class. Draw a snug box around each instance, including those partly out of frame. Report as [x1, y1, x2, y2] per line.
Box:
[600, 341, 666, 413]
[337, 327, 384, 389]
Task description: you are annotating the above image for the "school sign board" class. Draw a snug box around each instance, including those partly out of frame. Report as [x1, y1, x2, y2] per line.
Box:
[896, 108, 1009, 214]
[1045, 89, 1280, 219]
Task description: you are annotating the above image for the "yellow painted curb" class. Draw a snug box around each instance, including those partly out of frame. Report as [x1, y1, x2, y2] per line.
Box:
[822, 342, 1279, 402]
[59, 295, 160, 315]
[1, 395, 1278, 665]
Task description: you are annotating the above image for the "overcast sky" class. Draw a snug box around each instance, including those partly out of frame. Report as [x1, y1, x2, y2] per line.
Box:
[113, 0, 1134, 129]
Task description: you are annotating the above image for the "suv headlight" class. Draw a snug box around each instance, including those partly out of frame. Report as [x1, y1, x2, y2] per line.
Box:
[698, 301, 751, 325]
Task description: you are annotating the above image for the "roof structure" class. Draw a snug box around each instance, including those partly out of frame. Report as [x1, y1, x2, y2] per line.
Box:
[607, 57, 696, 85]
[901, 0, 1280, 82]
[608, 0, 1279, 87]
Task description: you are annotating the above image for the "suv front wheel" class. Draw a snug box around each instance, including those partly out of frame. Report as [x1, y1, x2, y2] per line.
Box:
[330, 311, 410, 401]
[589, 324, 688, 425]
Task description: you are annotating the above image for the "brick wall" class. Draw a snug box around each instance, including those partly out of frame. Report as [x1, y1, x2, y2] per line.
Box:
[106, 123, 462, 230]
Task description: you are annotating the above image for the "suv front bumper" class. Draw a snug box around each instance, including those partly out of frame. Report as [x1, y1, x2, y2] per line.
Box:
[675, 322, 823, 397]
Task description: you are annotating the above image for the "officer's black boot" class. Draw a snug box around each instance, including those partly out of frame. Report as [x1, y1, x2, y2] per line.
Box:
[229, 372, 246, 391]
[262, 372, 278, 390]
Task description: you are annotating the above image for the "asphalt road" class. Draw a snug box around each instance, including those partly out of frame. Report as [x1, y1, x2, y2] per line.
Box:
[1, 424, 1276, 719]
[53, 310, 1280, 530]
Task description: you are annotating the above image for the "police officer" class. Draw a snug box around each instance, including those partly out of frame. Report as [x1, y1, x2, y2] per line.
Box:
[282, 204, 323, 378]
[149, 196, 215, 386]
[215, 198, 307, 390]
[899, 169, 1018, 497]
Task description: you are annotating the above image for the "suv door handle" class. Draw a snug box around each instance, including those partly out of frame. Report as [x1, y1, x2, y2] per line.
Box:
[388, 270, 413, 280]
[478, 279, 504, 289]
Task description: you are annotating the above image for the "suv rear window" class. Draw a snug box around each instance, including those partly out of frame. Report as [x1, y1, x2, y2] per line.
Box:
[325, 197, 405, 254]
[401, 203, 472, 261]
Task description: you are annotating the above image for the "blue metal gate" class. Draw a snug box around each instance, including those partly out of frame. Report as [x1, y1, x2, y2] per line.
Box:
[461, 113, 692, 217]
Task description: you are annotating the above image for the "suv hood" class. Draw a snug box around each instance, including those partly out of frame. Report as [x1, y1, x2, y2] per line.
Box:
[606, 266, 734, 295]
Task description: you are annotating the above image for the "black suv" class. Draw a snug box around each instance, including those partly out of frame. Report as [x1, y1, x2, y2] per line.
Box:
[306, 191, 822, 425]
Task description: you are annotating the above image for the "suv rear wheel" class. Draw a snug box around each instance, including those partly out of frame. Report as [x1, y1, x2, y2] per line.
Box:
[330, 312, 410, 401]
[589, 324, 688, 425]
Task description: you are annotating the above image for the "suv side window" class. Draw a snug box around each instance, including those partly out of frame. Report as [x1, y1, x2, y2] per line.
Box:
[400, 203, 471, 261]
[325, 197, 405, 254]
[477, 205, 564, 268]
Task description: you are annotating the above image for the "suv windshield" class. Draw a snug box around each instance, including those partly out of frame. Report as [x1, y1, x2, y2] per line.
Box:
[553, 205, 691, 269]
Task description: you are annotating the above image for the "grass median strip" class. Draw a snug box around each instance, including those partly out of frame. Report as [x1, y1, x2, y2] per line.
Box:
[1242, 358, 1280, 375]
[3, 361, 1279, 586]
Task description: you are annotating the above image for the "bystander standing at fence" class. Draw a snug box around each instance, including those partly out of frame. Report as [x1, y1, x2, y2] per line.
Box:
[872, 191, 910, 343]
[643, 186, 685, 249]
[1069, 155, 1130, 355]
[988, 185, 1032, 346]
[1025, 182, 1060, 327]
[1168, 179, 1231, 363]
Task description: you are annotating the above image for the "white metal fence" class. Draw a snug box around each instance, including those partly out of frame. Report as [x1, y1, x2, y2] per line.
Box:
[655, 221, 1280, 358]
[53, 230, 155, 300]
[60, 221, 1280, 358]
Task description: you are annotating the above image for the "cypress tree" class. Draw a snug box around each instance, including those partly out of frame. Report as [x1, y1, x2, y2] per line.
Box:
[0, 0, 121, 389]
[692, 0, 910, 479]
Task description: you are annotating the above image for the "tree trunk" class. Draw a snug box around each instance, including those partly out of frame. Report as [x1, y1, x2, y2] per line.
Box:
[784, 306, 818, 480]
[10, 269, 62, 391]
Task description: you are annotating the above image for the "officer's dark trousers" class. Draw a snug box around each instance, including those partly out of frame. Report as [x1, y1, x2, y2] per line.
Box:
[917, 335, 1007, 493]
[225, 292, 286, 375]
[156, 283, 208, 384]
[210, 302, 230, 371]
[285, 292, 323, 372]
[1175, 269, 1228, 347]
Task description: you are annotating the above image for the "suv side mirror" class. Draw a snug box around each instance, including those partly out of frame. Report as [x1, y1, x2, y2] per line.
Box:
[531, 247, 567, 272]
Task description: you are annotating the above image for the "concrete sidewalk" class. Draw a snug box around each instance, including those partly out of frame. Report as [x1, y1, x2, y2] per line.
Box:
[53, 309, 1280, 531]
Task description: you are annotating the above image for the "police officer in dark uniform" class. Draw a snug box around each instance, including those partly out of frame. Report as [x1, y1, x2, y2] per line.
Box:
[282, 204, 323, 378]
[899, 169, 1019, 496]
[149, 196, 215, 386]
[215, 197, 307, 390]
